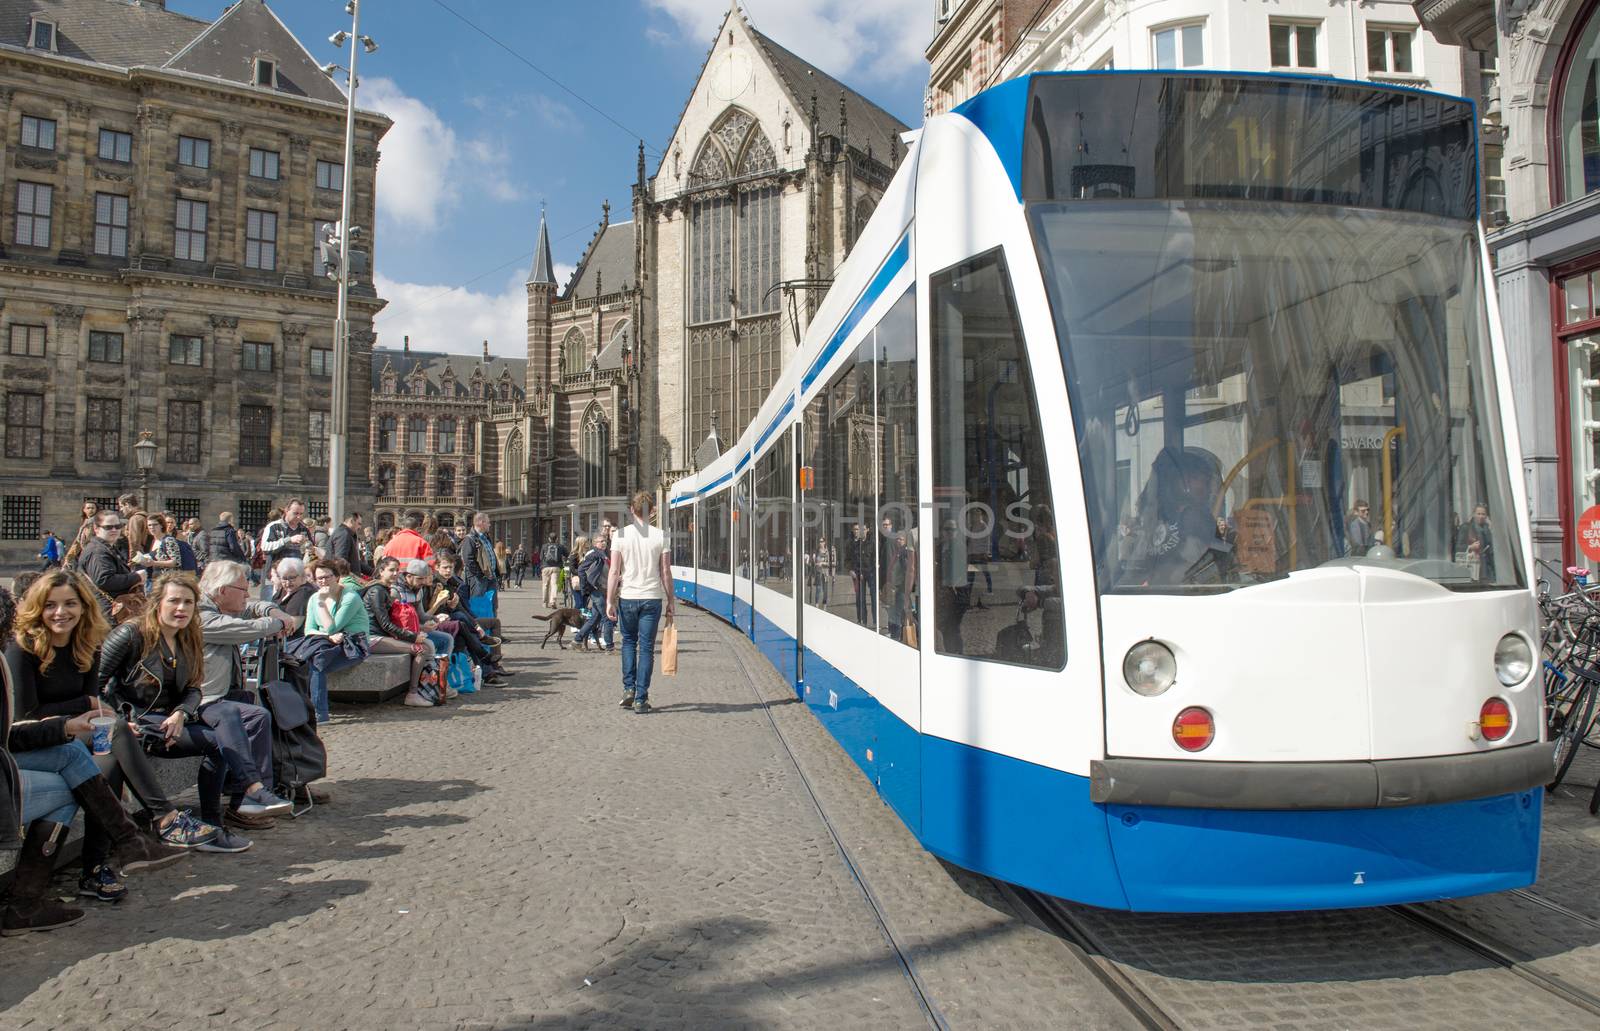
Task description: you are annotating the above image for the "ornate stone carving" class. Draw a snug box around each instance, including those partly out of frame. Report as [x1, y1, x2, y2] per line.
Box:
[127, 306, 167, 328]
[176, 172, 211, 190]
[245, 181, 281, 199]
[51, 304, 84, 326]
[354, 145, 378, 167]
[208, 315, 239, 330]
[289, 133, 311, 151]
[14, 152, 57, 171]
[136, 104, 171, 129]
[221, 121, 244, 140]
[66, 101, 92, 119]
[282, 322, 310, 341]
[94, 167, 134, 183]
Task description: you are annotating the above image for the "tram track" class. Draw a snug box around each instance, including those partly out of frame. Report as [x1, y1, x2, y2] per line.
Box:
[713, 613, 953, 1031]
[704, 609, 1600, 1029]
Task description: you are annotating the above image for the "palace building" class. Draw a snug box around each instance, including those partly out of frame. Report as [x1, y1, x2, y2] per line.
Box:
[0, 0, 388, 559]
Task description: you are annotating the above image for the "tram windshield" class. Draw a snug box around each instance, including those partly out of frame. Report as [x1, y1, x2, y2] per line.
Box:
[1023, 76, 1524, 593]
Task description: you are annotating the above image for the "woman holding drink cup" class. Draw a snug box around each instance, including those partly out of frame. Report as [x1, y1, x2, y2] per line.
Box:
[5, 571, 216, 902]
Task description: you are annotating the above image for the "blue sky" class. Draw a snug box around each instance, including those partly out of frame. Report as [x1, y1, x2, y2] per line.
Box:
[167, 0, 932, 356]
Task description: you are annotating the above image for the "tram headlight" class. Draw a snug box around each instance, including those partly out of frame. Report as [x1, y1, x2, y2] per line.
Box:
[1123, 641, 1177, 696]
[1493, 634, 1533, 687]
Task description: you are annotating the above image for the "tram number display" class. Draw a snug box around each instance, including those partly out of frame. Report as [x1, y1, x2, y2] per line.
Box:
[1578, 505, 1600, 563]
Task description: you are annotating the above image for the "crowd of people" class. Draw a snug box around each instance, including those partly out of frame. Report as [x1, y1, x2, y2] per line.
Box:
[3, 497, 527, 937]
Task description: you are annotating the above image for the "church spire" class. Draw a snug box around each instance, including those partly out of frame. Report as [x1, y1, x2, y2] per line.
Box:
[527, 204, 556, 287]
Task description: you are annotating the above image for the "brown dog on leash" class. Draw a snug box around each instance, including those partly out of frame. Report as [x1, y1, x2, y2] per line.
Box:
[531, 608, 595, 650]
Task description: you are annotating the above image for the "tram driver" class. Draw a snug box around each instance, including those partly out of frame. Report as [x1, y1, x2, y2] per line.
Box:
[1121, 446, 1234, 587]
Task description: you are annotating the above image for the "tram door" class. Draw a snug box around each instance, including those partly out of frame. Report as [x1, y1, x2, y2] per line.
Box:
[733, 471, 755, 638]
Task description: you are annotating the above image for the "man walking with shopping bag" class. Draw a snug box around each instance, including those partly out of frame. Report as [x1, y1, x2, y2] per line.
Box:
[606, 491, 674, 714]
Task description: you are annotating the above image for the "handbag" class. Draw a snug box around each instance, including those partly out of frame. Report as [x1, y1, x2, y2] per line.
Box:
[448, 652, 477, 694]
[390, 600, 422, 634]
[902, 622, 919, 649]
[415, 660, 443, 706]
[660, 614, 679, 676]
[467, 589, 496, 620]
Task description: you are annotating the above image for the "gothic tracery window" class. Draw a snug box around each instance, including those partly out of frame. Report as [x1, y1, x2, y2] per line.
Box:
[502, 429, 525, 503]
[582, 405, 611, 499]
[562, 327, 587, 378]
[686, 106, 783, 448]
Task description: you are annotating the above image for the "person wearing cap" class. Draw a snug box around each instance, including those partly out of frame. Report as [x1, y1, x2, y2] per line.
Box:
[400, 560, 455, 671]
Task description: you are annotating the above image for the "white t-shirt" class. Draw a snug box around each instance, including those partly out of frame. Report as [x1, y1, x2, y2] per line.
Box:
[615, 521, 667, 600]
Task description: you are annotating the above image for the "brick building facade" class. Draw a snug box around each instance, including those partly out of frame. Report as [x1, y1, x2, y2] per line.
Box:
[0, 0, 387, 560]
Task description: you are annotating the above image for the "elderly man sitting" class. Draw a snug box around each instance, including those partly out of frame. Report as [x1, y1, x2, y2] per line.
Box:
[196, 560, 299, 829]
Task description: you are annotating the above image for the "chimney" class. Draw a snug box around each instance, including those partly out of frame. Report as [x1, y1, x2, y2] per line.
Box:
[482, 340, 490, 361]
[403, 334, 410, 355]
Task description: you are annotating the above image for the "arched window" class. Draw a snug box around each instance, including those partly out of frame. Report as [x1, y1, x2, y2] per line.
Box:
[377, 415, 396, 452]
[562, 328, 587, 377]
[405, 463, 425, 498]
[582, 405, 611, 498]
[376, 511, 394, 530]
[502, 429, 525, 502]
[498, 380, 511, 401]
[1563, 10, 1600, 201]
[437, 511, 455, 528]
[436, 464, 455, 498]
[436, 417, 457, 453]
[376, 464, 395, 498]
[610, 319, 631, 355]
[406, 416, 427, 452]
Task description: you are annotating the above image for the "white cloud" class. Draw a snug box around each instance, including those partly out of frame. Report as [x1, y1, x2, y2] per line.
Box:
[363, 77, 524, 230]
[644, 0, 931, 85]
[374, 263, 578, 359]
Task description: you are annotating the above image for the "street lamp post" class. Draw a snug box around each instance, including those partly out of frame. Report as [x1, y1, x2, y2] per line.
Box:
[324, 1, 377, 528]
[133, 431, 157, 513]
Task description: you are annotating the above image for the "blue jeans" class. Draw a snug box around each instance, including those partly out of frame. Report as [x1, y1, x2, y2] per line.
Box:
[308, 645, 364, 722]
[16, 741, 99, 824]
[619, 598, 663, 702]
[424, 629, 453, 660]
[574, 604, 614, 648]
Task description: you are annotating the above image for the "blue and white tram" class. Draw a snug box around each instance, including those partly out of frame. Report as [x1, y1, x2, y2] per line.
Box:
[666, 71, 1554, 912]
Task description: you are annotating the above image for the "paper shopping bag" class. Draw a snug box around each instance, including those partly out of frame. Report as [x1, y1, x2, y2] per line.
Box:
[661, 619, 679, 676]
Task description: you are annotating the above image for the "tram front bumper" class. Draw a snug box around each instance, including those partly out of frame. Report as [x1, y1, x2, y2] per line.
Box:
[1089, 741, 1556, 810]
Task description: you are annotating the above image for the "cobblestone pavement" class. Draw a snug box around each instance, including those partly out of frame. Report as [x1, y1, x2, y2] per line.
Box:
[0, 589, 1131, 1031]
[7, 587, 1600, 1030]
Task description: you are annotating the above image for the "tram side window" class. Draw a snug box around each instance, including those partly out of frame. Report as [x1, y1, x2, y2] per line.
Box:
[699, 490, 730, 574]
[876, 288, 919, 649]
[671, 505, 694, 569]
[755, 431, 793, 596]
[734, 472, 752, 578]
[802, 337, 876, 626]
[930, 249, 1064, 670]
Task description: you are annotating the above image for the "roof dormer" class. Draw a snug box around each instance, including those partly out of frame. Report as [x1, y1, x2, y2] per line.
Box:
[28, 17, 57, 52]
[253, 53, 278, 90]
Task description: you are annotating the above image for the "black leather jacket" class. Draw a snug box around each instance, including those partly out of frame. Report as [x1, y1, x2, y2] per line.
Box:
[81, 537, 142, 597]
[96, 622, 203, 720]
[364, 581, 418, 642]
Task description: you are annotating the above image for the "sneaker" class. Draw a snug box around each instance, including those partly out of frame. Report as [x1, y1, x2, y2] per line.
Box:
[158, 810, 219, 849]
[633, 699, 652, 714]
[444, 685, 460, 699]
[194, 828, 252, 854]
[404, 691, 433, 707]
[619, 693, 635, 708]
[236, 788, 292, 817]
[78, 863, 127, 903]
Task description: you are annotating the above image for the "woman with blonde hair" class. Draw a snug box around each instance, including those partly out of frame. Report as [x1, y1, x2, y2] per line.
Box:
[6, 572, 217, 900]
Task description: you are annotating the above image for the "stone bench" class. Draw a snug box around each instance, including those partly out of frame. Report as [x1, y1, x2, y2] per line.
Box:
[327, 652, 411, 703]
[1, 753, 202, 883]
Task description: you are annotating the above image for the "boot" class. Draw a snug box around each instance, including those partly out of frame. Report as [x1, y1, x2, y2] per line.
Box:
[72, 776, 186, 874]
[1, 822, 85, 936]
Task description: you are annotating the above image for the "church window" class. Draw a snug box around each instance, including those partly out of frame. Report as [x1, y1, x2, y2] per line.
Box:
[582, 406, 611, 498]
[562, 328, 587, 378]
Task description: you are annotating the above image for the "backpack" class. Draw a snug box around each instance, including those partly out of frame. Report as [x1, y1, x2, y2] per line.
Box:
[254, 642, 328, 801]
[390, 599, 422, 634]
[541, 542, 560, 565]
[176, 538, 198, 572]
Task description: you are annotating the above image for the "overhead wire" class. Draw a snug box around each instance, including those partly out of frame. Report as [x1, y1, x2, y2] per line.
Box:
[426, 0, 663, 157]
[981, 1, 1054, 91]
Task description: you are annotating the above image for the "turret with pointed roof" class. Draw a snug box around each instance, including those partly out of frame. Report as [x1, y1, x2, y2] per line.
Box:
[527, 208, 556, 287]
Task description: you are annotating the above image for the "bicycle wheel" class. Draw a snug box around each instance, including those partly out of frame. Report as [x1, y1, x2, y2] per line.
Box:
[1550, 677, 1599, 791]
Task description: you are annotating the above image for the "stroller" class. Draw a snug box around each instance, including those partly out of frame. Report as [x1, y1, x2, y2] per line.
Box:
[243, 639, 328, 816]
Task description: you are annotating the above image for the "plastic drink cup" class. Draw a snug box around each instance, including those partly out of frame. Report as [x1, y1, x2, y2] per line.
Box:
[89, 716, 115, 755]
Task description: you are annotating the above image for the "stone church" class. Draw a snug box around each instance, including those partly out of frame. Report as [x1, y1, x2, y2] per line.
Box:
[486, 6, 908, 548]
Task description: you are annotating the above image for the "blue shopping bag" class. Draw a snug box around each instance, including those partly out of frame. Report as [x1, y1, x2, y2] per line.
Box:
[467, 589, 496, 620]
[449, 651, 478, 694]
